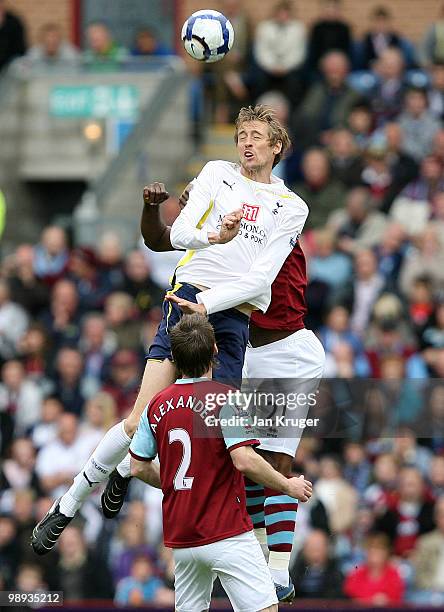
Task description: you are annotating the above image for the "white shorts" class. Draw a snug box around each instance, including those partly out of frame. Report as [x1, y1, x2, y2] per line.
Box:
[173, 530, 278, 612]
[243, 328, 325, 457]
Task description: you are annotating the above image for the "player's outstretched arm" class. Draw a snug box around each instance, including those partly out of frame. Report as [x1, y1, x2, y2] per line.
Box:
[130, 456, 161, 488]
[230, 445, 312, 502]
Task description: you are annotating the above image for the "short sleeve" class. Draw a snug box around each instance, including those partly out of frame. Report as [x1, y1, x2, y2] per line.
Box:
[129, 409, 157, 461]
[220, 400, 259, 451]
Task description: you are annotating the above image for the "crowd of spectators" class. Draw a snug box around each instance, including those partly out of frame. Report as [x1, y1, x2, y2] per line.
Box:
[2, 0, 444, 608]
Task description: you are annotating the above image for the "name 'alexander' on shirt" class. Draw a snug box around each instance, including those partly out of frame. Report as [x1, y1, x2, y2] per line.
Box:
[149, 395, 213, 428]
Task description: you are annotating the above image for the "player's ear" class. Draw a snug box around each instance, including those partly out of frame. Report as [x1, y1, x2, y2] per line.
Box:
[273, 140, 283, 155]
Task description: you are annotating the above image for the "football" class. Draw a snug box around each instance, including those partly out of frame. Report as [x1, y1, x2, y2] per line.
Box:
[181, 9, 234, 63]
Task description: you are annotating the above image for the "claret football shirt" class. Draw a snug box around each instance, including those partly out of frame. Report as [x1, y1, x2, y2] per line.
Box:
[130, 377, 259, 548]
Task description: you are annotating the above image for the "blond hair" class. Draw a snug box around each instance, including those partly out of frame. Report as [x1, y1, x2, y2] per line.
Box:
[234, 105, 291, 167]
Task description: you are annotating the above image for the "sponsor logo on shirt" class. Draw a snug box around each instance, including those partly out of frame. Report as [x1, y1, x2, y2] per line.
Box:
[242, 202, 260, 222]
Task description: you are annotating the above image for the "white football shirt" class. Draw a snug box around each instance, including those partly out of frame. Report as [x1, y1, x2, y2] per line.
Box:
[170, 160, 309, 315]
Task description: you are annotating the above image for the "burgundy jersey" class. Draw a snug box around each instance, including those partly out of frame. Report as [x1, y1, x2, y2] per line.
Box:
[129, 378, 258, 548]
[251, 242, 307, 331]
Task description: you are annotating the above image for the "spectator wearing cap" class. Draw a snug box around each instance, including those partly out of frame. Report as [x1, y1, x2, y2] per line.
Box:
[290, 530, 344, 599]
[103, 350, 141, 417]
[0, 0, 26, 71]
[69, 246, 111, 311]
[0, 279, 29, 361]
[33, 226, 69, 286]
[344, 533, 404, 605]
[399, 89, 441, 163]
[375, 466, 435, 557]
[52, 348, 85, 416]
[412, 496, 444, 605]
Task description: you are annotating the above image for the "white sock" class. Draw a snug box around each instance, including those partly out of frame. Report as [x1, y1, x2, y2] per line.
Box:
[268, 551, 291, 587]
[116, 454, 131, 478]
[254, 527, 269, 561]
[59, 421, 132, 517]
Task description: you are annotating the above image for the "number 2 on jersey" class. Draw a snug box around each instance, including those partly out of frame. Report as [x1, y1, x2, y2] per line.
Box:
[168, 428, 194, 490]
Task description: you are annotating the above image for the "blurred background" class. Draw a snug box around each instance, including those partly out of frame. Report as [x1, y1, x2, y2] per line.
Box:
[2, 0, 444, 609]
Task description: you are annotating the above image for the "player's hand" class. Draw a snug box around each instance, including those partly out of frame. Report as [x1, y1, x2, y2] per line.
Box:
[285, 475, 312, 502]
[179, 183, 193, 210]
[209, 208, 243, 244]
[143, 182, 169, 206]
[165, 293, 207, 315]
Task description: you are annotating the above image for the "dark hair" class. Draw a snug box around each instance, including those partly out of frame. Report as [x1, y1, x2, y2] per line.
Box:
[372, 6, 391, 19]
[170, 314, 216, 378]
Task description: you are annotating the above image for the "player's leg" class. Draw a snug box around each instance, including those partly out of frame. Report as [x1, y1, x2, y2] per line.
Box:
[30, 284, 193, 555]
[212, 531, 278, 612]
[173, 546, 215, 612]
[31, 358, 175, 555]
[244, 330, 325, 597]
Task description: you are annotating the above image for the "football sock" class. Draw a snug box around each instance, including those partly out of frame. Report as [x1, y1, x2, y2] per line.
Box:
[264, 487, 298, 587]
[59, 421, 132, 517]
[116, 454, 132, 478]
[245, 478, 265, 528]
